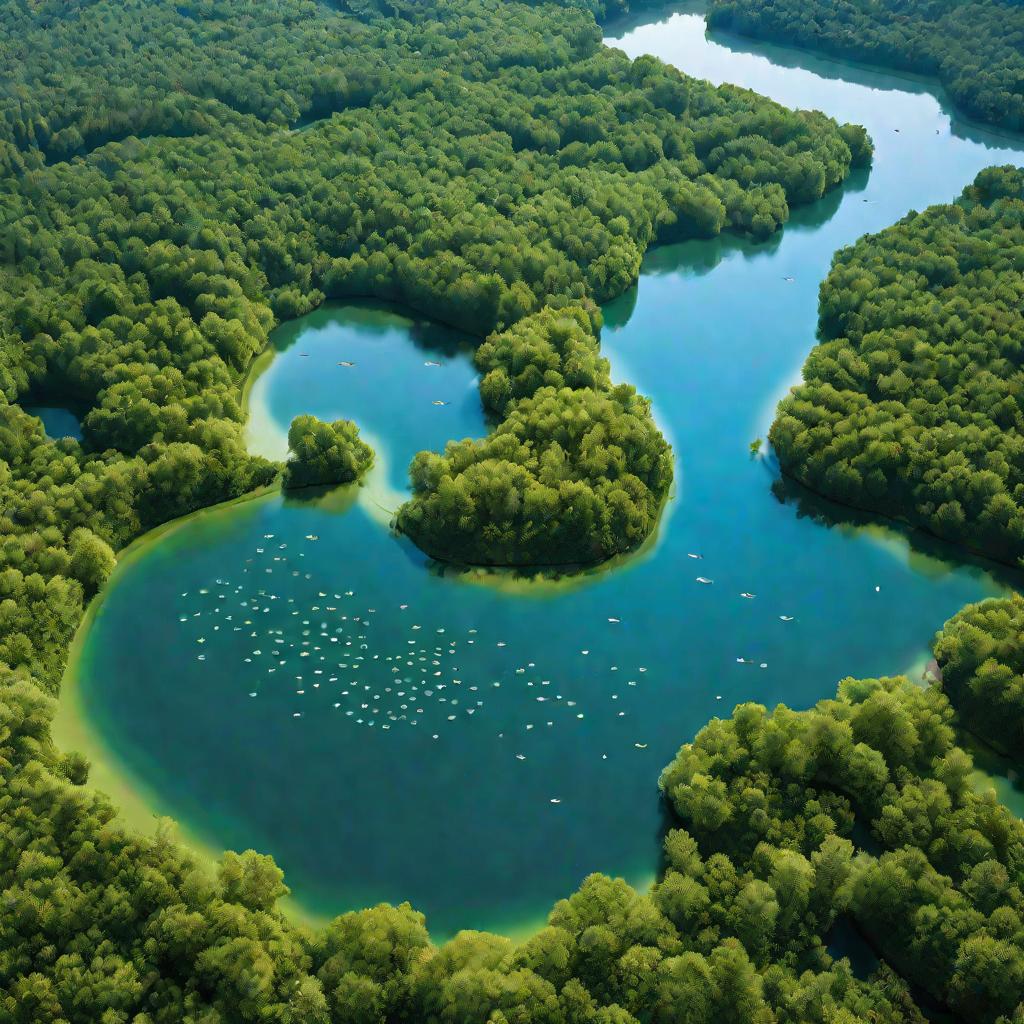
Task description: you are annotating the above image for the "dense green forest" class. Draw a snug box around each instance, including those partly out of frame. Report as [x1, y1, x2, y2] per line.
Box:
[771, 165, 1024, 565]
[13, 1, 1024, 1022]
[935, 594, 1024, 758]
[705, 0, 1024, 132]
[283, 415, 374, 489]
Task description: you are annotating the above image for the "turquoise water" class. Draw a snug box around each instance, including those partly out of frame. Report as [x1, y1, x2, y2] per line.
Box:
[66, 4, 1024, 939]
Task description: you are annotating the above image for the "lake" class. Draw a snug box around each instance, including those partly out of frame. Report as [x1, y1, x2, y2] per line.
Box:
[55, 1, 1024, 939]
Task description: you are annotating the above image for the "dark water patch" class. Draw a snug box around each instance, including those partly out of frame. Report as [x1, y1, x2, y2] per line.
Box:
[964, 731, 1024, 820]
[26, 405, 84, 441]
[770, 473, 1024, 596]
[826, 915, 880, 981]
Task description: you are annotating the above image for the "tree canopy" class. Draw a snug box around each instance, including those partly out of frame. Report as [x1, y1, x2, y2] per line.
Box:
[935, 593, 1024, 758]
[771, 166, 1024, 566]
[661, 670, 1024, 1024]
[398, 306, 672, 564]
[5, 2, 986, 1022]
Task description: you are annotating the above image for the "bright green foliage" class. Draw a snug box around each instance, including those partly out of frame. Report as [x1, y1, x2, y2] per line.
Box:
[771, 166, 1024, 564]
[935, 593, 1024, 756]
[661, 673, 1024, 1023]
[399, 306, 672, 564]
[67, 527, 118, 595]
[283, 415, 374, 489]
[707, 0, 1024, 131]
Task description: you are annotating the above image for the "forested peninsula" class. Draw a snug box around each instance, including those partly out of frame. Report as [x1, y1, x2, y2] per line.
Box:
[660, 667, 1024, 1024]
[704, 0, 1024, 132]
[397, 306, 674, 564]
[771, 165, 1024, 567]
[935, 594, 1024, 760]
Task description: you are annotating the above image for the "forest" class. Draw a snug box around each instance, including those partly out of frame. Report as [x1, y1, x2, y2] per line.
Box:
[660, 665, 1024, 1024]
[935, 594, 1024, 759]
[8, 0, 1024, 1021]
[770, 165, 1024, 566]
[705, 0, 1024, 132]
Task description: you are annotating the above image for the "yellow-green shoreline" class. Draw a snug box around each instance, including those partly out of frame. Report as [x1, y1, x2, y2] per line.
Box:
[50, 484, 337, 932]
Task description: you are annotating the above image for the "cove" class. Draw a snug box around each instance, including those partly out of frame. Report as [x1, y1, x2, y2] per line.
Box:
[56, 4, 1024, 940]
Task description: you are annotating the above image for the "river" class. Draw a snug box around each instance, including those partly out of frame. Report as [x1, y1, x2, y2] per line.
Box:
[54, 1, 1024, 940]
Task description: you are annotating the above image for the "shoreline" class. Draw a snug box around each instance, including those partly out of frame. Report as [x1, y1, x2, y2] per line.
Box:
[51, 310, 677, 941]
[774, 464, 1024, 584]
[606, 0, 1024, 148]
[49, 485, 344, 933]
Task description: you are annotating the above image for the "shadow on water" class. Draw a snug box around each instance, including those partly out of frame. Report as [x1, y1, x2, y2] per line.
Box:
[661, 163, 866, 276]
[825, 915, 957, 1023]
[606, 0, 1023, 157]
[603, 0, 708, 39]
[24, 404, 85, 442]
[280, 481, 363, 515]
[964, 731, 1024, 820]
[705, 25, 1024, 154]
[826, 916, 880, 981]
[603, 162, 867, 331]
[769, 472, 1024, 595]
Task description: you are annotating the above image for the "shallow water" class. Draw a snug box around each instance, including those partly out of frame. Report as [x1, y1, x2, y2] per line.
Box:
[59, 3, 1024, 938]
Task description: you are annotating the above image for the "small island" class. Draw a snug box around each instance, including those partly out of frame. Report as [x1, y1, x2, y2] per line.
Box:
[282, 414, 374, 489]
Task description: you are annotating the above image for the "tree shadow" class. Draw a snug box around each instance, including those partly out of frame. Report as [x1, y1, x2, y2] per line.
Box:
[705, 22, 1024, 153]
[603, 0, 707, 39]
[769, 470, 1024, 593]
[280, 479, 362, 515]
[603, 161, 866, 330]
[268, 298, 477, 360]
